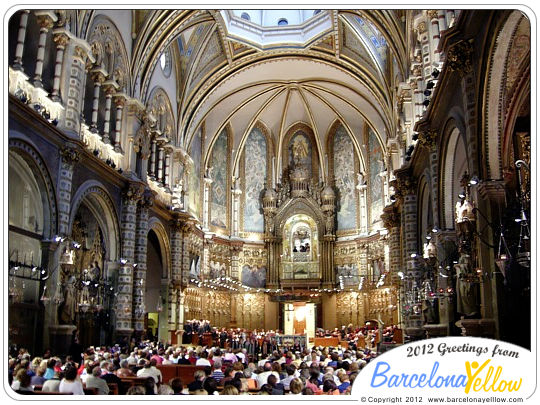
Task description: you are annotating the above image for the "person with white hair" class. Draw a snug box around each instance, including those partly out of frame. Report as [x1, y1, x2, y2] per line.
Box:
[85, 365, 109, 395]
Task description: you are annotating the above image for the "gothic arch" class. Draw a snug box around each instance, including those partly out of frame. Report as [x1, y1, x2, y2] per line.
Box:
[69, 181, 121, 261]
[483, 11, 527, 180]
[440, 125, 469, 230]
[148, 217, 171, 279]
[86, 14, 131, 94]
[8, 134, 57, 239]
[280, 122, 321, 181]
[275, 197, 325, 237]
[326, 119, 365, 176]
[146, 86, 177, 142]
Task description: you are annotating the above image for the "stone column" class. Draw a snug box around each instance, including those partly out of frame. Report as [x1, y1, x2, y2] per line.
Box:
[50, 30, 69, 102]
[427, 10, 441, 64]
[400, 175, 422, 338]
[32, 12, 56, 87]
[437, 10, 447, 32]
[149, 138, 157, 179]
[57, 145, 80, 236]
[102, 81, 119, 144]
[89, 69, 106, 133]
[12, 10, 30, 70]
[132, 190, 153, 335]
[382, 205, 402, 326]
[170, 219, 182, 335]
[59, 39, 94, 137]
[164, 146, 173, 188]
[115, 182, 144, 341]
[113, 93, 126, 152]
[157, 142, 165, 182]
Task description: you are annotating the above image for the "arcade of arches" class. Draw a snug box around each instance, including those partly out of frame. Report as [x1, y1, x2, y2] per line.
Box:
[7, 9, 531, 355]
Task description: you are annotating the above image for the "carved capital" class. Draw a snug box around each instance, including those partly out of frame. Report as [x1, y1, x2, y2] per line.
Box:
[60, 145, 81, 165]
[417, 21, 427, 34]
[418, 130, 438, 150]
[446, 39, 474, 77]
[103, 80, 119, 96]
[91, 69, 107, 84]
[140, 189, 155, 209]
[53, 32, 70, 47]
[36, 14, 55, 30]
[427, 10, 439, 20]
[381, 205, 401, 229]
[122, 182, 144, 203]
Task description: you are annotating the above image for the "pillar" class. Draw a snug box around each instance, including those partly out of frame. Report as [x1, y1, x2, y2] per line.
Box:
[12, 10, 30, 70]
[115, 182, 143, 341]
[428, 10, 441, 64]
[149, 138, 157, 179]
[203, 176, 213, 230]
[89, 69, 106, 133]
[132, 190, 153, 335]
[232, 179, 242, 237]
[157, 143, 165, 182]
[164, 146, 173, 188]
[102, 81, 119, 144]
[57, 145, 80, 236]
[357, 184, 368, 234]
[113, 94, 126, 152]
[50, 30, 69, 101]
[32, 12, 56, 87]
[59, 40, 94, 137]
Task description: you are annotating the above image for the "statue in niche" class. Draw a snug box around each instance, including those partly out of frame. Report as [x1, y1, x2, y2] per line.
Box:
[454, 254, 479, 318]
[58, 274, 77, 324]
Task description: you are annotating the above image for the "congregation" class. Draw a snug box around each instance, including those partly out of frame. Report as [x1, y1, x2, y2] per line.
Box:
[8, 323, 393, 396]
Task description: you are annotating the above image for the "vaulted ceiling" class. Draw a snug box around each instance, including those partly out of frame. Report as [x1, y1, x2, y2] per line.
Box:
[135, 9, 409, 167]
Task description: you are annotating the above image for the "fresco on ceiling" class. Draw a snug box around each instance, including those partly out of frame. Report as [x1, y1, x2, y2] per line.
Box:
[350, 15, 388, 73]
[188, 128, 202, 220]
[334, 125, 357, 231]
[241, 265, 266, 288]
[288, 131, 312, 175]
[368, 127, 384, 224]
[178, 22, 211, 85]
[210, 129, 228, 229]
[336, 264, 360, 287]
[243, 127, 266, 233]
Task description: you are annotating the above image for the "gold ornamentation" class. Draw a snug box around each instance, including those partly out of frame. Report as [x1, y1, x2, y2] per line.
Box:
[446, 40, 474, 77]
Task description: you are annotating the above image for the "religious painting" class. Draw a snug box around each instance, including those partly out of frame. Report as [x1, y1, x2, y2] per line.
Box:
[209, 260, 226, 279]
[188, 128, 202, 219]
[241, 265, 266, 288]
[334, 125, 357, 231]
[210, 129, 228, 229]
[243, 127, 266, 232]
[368, 127, 384, 224]
[288, 131, 312, 174]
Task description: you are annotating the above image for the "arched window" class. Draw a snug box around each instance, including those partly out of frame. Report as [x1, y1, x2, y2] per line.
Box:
[278, 18, 288, 26]
[241, 12, 250, 21]
[159, 47, 172, 78]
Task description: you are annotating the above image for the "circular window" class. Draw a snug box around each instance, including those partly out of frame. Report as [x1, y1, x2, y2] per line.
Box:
[277, 18, 288, 26]
[241, 12, 250, 21]
[159, 47, 172, 78]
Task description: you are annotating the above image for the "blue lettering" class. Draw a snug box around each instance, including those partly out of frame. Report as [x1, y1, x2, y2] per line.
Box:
[370, 361, 390, 388]
[428, 361, 440, 387]
[418, 373, 427, 387]
[455, 375, 467, 387]
[409, 373, 419, 388]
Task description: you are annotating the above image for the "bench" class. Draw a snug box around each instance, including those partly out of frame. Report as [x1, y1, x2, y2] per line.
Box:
[156, 364, 208, 385]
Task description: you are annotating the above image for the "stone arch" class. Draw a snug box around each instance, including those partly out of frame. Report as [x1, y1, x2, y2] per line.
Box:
[86, 14, 131, 94]
[483, 11, 528, 180]
[440, 126, 469, 230]
[280, 122, 321, 181]
[275, 198, 325, 237]
[8, 135, 57, 239]
[69, 181, 121, 262]
[148, 217, 171, 279]
[326, 119, 365, 176]
[417, 173, 433, 249]
[146, 86, 177, 141]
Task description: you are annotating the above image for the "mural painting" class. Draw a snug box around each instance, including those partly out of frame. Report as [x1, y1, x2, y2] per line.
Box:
[334, 125, 357, 231]
[241, 265, 267, 288]
[243, 128, 267, 232]
[368, 128, 384, 224]
[210, 129, 228, 229]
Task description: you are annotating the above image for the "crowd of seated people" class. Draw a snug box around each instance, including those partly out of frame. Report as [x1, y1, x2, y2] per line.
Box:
[7, 331, 389, 395]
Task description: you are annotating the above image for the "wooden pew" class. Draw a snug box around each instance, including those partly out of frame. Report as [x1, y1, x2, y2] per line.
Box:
[156, 364, 208, 386]
[107, 383, 119, 395]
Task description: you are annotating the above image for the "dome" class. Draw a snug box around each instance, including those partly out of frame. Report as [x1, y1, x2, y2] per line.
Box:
[321, 185, 335, 198]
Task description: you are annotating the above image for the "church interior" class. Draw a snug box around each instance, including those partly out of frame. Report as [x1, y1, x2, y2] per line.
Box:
[7, 8, 531, 360]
